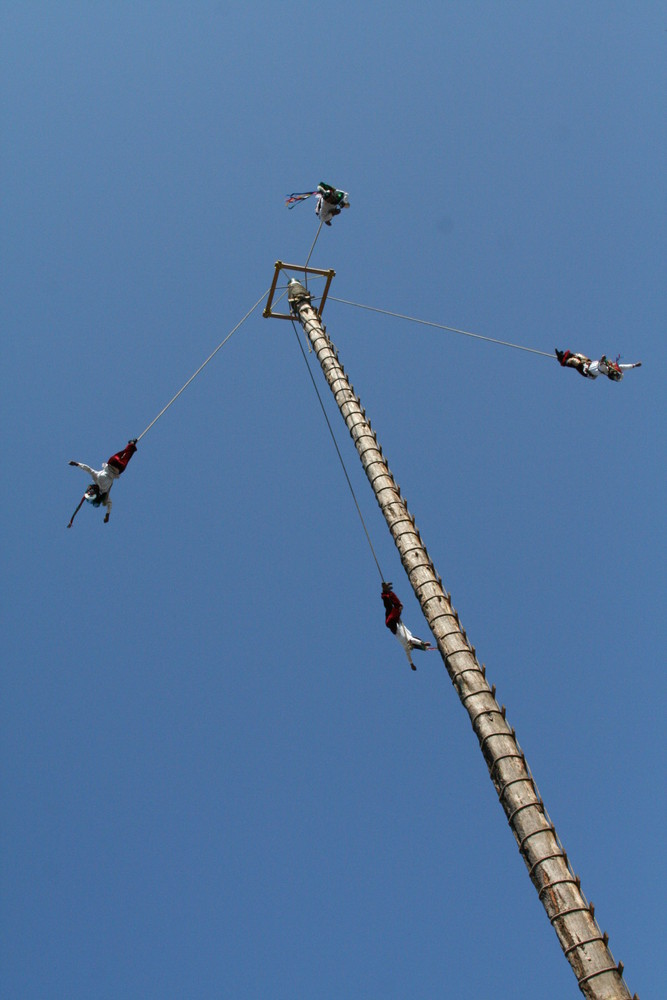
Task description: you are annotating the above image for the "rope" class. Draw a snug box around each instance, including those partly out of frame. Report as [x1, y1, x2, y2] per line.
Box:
[137, 287, 270, 442]
[303, 219, 324, 290]
[328, 297, 555, 359]
[291, 319, 385, 581]
[304, 219, 323, 271]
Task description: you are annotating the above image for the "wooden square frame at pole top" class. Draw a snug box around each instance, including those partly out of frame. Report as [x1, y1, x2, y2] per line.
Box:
[263, 261, 336, 320]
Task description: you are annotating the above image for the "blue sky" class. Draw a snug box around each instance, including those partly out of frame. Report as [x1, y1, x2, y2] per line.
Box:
[1, 3, 664, 998]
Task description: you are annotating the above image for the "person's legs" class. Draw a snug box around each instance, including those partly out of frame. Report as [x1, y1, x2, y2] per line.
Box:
[106, 441, 137, 474]
[385, 608, 401, 634]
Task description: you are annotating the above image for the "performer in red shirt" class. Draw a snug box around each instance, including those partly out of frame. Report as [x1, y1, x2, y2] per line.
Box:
[381, 582, 432, 671]
[68, 440, 137, 527]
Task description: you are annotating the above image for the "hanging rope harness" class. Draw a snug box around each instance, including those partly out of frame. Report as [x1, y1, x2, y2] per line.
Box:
[328, 297, 556, 359]
[290, 318, 385, 581]
[136, 288, 270, 442]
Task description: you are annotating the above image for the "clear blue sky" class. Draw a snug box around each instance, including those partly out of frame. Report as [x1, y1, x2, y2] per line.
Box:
[2, 3, 664, 998]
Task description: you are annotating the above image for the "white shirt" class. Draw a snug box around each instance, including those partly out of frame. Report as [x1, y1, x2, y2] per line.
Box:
[315, 190, 349, 224]
[75, 462, 120, 511]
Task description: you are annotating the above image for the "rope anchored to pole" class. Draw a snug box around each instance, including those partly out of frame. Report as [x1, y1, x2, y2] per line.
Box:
[328, 296, 556, 359]
[291, 317, 385, 582]
[137, 287, 270, 442]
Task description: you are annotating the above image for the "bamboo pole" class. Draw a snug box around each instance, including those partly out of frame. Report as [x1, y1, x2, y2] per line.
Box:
[287, 279, 635, 1000]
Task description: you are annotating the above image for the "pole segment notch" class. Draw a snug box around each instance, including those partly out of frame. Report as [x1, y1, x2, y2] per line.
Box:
[287, 289, 636, 1000]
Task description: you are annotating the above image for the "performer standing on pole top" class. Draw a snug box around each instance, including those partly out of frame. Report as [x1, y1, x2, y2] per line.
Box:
[284, 182, 350, 226]
[555, 349, 642, 381]
[315, 182, 350, 226]
[67, 440, 137, 527]
[381, 581, 432, 671]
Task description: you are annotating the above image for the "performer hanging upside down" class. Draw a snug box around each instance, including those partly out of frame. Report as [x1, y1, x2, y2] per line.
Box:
[67, 440, 137, 527]
[555, 349, 642, 381]
[315, 182, 350, 226]
[381, 581, 432, 671]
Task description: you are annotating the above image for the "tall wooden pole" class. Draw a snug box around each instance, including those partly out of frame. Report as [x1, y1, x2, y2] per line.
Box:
[287, 278, 635, 1000]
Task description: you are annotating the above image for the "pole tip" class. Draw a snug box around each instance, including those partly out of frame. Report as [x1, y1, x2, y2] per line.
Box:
[287, 278, 310, 305]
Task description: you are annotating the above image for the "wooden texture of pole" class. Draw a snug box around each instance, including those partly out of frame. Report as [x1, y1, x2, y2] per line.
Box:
[288, 282, 634, 1000]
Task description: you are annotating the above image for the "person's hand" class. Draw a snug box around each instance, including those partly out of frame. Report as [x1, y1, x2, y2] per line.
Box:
[104, 513, 110, 523]
[69, 461, 78, 466]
